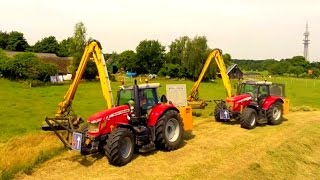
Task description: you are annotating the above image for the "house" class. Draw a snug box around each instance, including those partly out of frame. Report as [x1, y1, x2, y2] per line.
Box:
[5, 51, 72, 75]
[226, 64, 243, 79]
[218, 64, 243, 79]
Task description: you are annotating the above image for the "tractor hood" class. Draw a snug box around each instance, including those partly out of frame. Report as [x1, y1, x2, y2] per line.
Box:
[227, 93, 252, 103]
[87, 105, 130, 123]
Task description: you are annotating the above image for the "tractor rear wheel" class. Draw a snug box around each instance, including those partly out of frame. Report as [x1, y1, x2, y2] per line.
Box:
[155, 110, 184, 151]
[240, 107, 257, 129]
[214, 101, 227, 122]
[267, 102, 283, 125]
[105, 128, 134, 166]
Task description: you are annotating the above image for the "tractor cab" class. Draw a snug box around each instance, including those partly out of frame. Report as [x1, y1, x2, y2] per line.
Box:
[237, 81, 286, 105]
[117, 83, 161, 117]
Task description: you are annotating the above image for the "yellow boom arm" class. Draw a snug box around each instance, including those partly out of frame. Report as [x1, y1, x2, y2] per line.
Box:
[188, 49, 232, 104]
[55, 39, 114, 117]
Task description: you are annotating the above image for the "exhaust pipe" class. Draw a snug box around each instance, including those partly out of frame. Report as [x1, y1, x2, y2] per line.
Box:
[133, 79, 141, 118]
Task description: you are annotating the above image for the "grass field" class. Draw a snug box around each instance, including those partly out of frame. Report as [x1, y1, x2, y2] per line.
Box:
[1, 76, 320, 179]
[16, 111, 320, 180]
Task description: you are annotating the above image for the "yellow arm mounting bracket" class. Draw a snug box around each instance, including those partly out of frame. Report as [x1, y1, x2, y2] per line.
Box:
[187, 48, 232, 102]
[55, 39, 114, 117]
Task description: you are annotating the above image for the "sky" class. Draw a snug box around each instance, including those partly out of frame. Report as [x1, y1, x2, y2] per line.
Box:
[0, 0, 319, 61]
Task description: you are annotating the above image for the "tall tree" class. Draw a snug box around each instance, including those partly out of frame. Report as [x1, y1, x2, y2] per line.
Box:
[32, 36, 59, 54]
[166, 36, 190, 65]
[288, 56, 310, 69]
[57, 37, 73, 57]
[117, 50, 138, 71]
[222, 53, 232, 67]
[185, 36, 210, 80]
[6, 31, 29, 51]
[71, 22, 87, 70]
[0, 31, 9, 49]
[70, 22, 97, 79]
[136, 40, 165, 74]
[289, 66, 305, 77]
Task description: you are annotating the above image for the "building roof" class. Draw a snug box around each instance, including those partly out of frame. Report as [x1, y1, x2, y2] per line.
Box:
[4, 51, 72, 74]
[226, 64, 239, 74]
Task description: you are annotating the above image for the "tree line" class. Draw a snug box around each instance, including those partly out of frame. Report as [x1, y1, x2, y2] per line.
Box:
[0, 22, 233, 81]
[0, 31, 73, 57]
[1, 21, 319, 84]
[234, 56, 320, 78]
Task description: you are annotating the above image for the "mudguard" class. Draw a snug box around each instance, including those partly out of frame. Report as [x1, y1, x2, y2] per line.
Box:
[262, 96, 284, 110]
[147, 103, 179, 126]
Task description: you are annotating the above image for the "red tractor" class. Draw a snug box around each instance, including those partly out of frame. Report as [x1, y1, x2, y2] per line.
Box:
[43, 40, 189, 166]
[44, 80, 185, 166]
[214, 80, 289, 129]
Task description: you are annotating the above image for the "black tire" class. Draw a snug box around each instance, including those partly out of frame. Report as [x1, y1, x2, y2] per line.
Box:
[155, 110, 184, 151]
[240, 108, 257, 129]
[80, 125, 91, 155]
[267, 101, 283, 125]
[214, 101, 227, 122]
[105, 128, 134, 166]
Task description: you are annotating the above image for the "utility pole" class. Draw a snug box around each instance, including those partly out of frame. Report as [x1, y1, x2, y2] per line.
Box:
[303, 22, 310, 61]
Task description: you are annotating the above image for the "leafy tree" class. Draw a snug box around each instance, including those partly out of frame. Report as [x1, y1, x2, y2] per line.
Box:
[0, 50, 10, 76]
[288, 66, 305, 77]
[222, 53, 232, 67]
[158, 63, 187, 78]
[288, 56, 310, 69]
[71, 22, 87, 71]
[166, 36, 190, 65]
[32, 36, 60, 54]
[0, 31, 9, 49]
[269, 62, 289, 75]
[2, 52, 57, 81]
[69, 22, 97, 79]
[6, 31, 29, 51]
[136, 40, 165, 74]
[269, 61, 290, 75]
[57, 37, 73, 57]
[312, 68, 320, 78]
[117, 50, 137, 71]
[184, 36, 210, 80]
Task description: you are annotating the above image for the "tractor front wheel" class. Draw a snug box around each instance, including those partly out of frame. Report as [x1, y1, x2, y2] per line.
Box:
[267, 102, 283, 125]
[240, 107, 257, 129]
[155, 110, 184, 151]
[105, 128, 134, 166]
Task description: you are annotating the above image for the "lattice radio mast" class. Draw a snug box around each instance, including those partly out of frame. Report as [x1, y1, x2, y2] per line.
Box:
[303, 22, 310, 61]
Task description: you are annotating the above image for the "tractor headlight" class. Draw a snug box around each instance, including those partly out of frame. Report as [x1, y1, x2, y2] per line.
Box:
[88, 122, 99, 133]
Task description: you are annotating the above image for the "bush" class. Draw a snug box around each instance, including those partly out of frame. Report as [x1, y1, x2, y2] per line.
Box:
[158, 63, 190, 78]
[0, 52, 58, 82]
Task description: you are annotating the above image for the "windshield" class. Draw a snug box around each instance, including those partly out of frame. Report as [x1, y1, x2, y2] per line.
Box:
[239, 83, 258, 98]
[118, 88, 159, 110]
[118, 89, 133, 106]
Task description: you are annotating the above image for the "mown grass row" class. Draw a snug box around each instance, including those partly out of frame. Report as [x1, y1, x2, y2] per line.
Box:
[0, 76, 320, 179]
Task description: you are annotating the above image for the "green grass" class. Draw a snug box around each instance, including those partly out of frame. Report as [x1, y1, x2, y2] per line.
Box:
[1, 77, 320, 179]
[264, 77, 320, 108]
[1, 76, 320, 141]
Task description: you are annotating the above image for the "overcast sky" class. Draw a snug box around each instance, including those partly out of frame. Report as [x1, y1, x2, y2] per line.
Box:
[0, 0, 319, 61]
